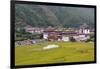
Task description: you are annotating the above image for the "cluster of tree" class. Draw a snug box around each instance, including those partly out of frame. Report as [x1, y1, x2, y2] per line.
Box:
[15, 4, 94, 31]
[85, 33, 94, 42]
[15, 29, 43, 41]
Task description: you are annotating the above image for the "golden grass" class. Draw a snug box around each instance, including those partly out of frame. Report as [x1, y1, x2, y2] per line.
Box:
[15, 41, 94, 65]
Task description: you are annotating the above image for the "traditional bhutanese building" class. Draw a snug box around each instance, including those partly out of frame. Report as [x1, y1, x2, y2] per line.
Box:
[24, 25, 44, 34]
[43, 24, 90, 41]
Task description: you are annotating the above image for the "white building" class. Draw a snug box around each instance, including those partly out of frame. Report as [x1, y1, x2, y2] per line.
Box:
[62, 36, 70, 41]
[43, 33, 48, 39]
[24, 26, 44, 34]
[43, 24, 90, 42]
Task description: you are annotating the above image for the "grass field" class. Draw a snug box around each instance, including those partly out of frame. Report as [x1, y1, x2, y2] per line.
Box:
[15, 41, 94, 66]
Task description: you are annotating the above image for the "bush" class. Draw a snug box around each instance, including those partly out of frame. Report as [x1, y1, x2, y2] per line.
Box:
[69, 37, 76, 42]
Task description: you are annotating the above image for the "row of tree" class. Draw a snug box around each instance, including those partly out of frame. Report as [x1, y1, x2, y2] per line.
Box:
[15, 29, 43, 41]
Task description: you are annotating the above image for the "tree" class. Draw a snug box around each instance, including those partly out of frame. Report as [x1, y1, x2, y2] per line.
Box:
[70, 37, 76, 42]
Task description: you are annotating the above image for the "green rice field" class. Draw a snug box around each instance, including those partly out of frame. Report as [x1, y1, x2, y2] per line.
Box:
[15, 41, 94, 66]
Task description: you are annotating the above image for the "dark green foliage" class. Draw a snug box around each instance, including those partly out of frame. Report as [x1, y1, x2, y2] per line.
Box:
[31, 33, 43, 39]
[85, 33, 94, 42]
[69, 37, 76, 42]
[15, 32, 43, 41]
[15, 4, 94, 30]
[15, 37, 27, 41]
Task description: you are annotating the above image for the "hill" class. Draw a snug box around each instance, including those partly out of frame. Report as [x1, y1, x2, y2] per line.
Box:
[15, 4, 95, 30]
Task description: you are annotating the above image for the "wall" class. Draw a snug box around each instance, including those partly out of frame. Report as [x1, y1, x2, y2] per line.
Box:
[0, 0, 100, 69]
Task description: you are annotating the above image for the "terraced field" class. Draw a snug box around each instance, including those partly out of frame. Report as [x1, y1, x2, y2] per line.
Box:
[15, 41, 94, 66]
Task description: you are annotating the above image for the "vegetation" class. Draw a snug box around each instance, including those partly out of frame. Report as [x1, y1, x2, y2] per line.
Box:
[15, 33, 43, 41]
[15, 4, 94, 30]
[85, 33, 95, 42]
[15, 41, 94, 65]
[15, 28, 43, 41]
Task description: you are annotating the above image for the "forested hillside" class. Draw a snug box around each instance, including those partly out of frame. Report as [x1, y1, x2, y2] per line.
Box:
[15, 4, 94, 29]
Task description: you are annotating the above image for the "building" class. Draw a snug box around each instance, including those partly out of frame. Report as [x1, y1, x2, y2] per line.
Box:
[24, 26, 44, 34]
[43, 24, 90, 41]
[79, 23, 90, 34]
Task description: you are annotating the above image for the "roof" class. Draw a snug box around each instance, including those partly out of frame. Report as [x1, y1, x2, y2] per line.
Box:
[43, 31, 89, 35]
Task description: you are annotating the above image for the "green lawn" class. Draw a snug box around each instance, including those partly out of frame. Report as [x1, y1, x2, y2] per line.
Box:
[15, 41, 94, 66]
